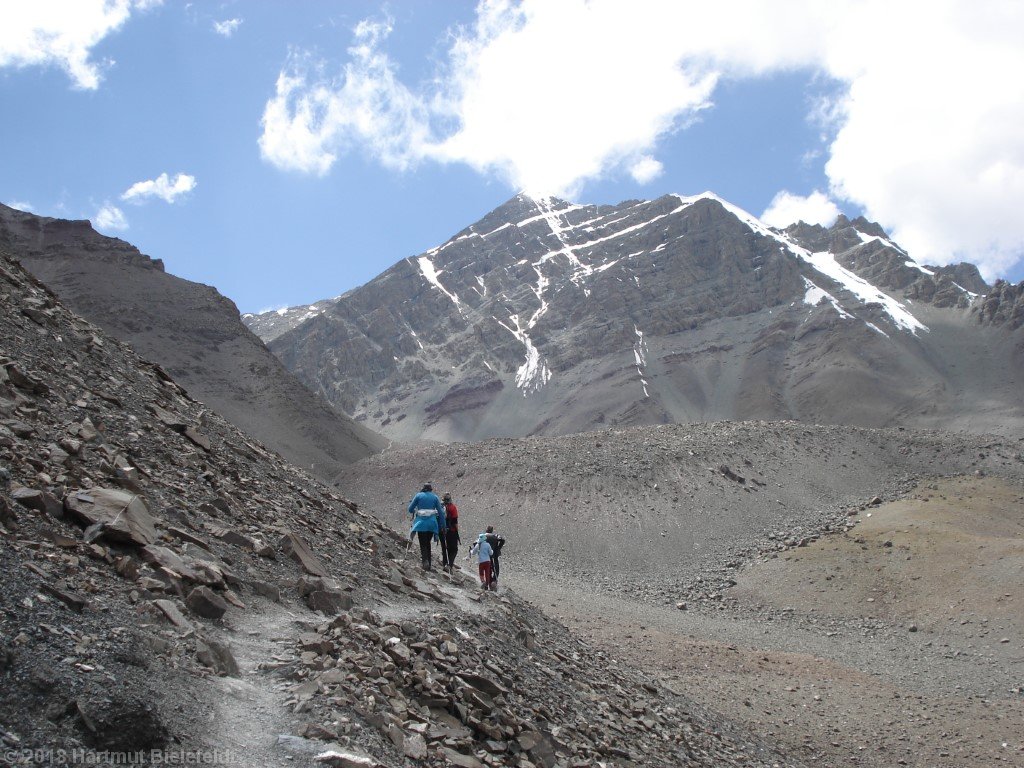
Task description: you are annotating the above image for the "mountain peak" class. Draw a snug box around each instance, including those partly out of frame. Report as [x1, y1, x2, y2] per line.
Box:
[250, 186, 1023, 443]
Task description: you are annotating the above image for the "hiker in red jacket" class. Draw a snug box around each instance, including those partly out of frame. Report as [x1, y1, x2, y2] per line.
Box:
[440, 492, 461, 573]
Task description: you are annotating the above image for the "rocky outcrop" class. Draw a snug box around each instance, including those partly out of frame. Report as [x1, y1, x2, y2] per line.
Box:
[785, 215, 988, 308]
[974, 279, 1024, 330]
[0, 203, 386, 480]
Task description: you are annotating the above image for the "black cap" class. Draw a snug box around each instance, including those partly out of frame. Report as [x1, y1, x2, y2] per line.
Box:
[422, 483, 433, 492]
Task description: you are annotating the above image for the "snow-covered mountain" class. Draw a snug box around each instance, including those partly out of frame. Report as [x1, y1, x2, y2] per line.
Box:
[241, 297, 341, 343]
[247, 192, 1024, 442]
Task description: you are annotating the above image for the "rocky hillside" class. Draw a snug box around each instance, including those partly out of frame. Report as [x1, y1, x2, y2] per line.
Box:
[337, 421, 1024, 605]
[0, 203, 385, 480]
[0, 249, 805, 766]
[250, 193, 1024, 442]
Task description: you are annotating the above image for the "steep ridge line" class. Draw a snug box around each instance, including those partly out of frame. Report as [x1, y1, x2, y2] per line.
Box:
[254, 192, 1024, 443]
[0, 202, 386, 481]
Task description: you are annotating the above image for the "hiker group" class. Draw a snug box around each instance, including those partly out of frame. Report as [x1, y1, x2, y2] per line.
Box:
[407, 483, 506, 591]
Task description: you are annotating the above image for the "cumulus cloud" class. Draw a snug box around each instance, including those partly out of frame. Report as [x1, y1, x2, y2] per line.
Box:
[121, 172, 196, 204]
[94, 203, 128, 231]
[213, 18, 242, 38]
[629, 156, 665, 185]
[0, 0, 160, 89]
[5, 200, 34, 212]
[260, 0, 1024, 277]
[258, 20, 430, 176]
[762, 190, 840, 228]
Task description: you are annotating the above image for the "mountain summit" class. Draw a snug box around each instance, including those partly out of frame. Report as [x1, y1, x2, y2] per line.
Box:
[249, 192, 1024, 442]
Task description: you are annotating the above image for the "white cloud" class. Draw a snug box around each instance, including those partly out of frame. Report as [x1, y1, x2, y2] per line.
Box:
[762, 190, 840, 228]
[121, 172, 196, 204]
[259, 0, 1024, 278]
[213, 18, 242, 38]
[5, 200, 34, 212]
[94, 203, 128, 231]
[629, 156, 664, 185]
[258, 21, 430, 176]
[0, 0, 160, 89]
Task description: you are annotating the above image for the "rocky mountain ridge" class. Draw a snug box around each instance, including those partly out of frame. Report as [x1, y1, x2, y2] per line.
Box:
[0, 246, 798, 765]
[250, 193, 1024, 442]
[0, 203, 386, 480]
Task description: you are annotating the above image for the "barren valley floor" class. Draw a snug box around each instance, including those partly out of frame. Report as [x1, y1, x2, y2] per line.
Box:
[512, 475, 1024, 768]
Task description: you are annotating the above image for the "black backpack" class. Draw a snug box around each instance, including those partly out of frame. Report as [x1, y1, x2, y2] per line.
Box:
[486, 533, 505, 556]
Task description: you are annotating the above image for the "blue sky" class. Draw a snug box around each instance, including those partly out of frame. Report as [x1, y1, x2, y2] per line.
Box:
[2, 1, 1022, 313]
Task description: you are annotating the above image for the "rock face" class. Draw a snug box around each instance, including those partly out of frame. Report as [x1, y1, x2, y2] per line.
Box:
[0, 241, 795, 767]
[0, 203, 386, 480]
[251, 193, 1024, 442]
[974, 279, 1024, 331]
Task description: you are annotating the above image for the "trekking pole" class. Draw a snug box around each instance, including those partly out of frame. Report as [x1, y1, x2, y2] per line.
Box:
[400, 509, 413, 561]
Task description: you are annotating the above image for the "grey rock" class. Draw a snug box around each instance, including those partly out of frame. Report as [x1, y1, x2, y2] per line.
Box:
[185, 586, 228, 620]
[64, 488, 156, 546]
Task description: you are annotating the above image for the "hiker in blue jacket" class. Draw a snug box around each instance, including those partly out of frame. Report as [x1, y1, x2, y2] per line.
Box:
[408, 483, 446, 571]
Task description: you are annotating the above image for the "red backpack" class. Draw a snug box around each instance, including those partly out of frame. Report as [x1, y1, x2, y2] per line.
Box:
[444, 502, 459, 530]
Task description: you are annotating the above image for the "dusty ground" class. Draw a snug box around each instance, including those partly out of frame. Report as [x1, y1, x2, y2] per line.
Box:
[512, 475, 1024, 768]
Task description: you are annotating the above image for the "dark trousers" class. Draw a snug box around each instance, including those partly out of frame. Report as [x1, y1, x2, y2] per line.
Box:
[441, 531, 459, 566]
[490, 555, 500, 582]
[417, 531, 433, 566]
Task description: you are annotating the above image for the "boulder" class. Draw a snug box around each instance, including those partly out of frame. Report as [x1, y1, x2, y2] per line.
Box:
[64, 488, 156, 546]
[149, 404, 187, 433]
[183, 427, 211, 452]
[297, 575, 344, 597]
[439, 748, 484, 768]
[185, 586, 228, 620]
[217, 528, 255, 549]
[152, 599, 193, 632]
[195, 638, 239, 676]
[459, 672, 508, 698]
[11, 487, 62, 517]
[248, 580, 281, 602]
[0, 496, 16, 531]
[403, 733, 427, 760]
[280, 531, 329, 577]
[39, 583, 89, 612]
[313, 751, 379, 768]
[306, 590, 353, 615]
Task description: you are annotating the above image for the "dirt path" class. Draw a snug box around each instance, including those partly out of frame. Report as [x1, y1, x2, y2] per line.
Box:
[200, 599, 318, 767]
[513, 475, 1024, 768]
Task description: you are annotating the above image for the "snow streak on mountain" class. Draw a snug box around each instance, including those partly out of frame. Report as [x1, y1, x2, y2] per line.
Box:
[247, 192, 1023, 443]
